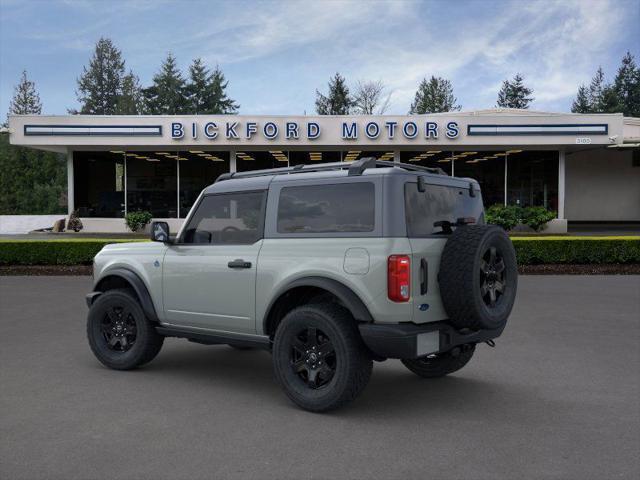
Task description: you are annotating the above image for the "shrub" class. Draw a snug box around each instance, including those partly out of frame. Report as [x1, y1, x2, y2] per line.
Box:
[67, 210, 83, 232]
[125, 211, 153, 232]
[485, 204, 521, 230]
[485, 204, 556, 231]
[521, 206, 557, 232]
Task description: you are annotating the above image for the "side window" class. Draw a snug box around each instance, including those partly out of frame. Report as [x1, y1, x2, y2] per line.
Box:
[277, 183, 375, 234]
[182, 191, 265, 244]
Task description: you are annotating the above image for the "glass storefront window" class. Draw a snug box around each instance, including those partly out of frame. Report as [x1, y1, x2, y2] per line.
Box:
[74, 151, 125, 217]
[178, 151, 230, 217]
[237, 151, 288, 171]
[507, 150, 558, 211]
[289, 151, 341, 166]
[126, 152, 177, 217]
[400, 150, 454, 175]
[452, 151, 505, 207]
[343, 150, 394, 163]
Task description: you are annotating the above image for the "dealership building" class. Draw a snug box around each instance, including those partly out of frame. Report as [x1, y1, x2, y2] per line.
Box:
[7, 109, 640, 233]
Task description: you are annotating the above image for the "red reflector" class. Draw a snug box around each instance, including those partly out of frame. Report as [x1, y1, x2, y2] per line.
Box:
[388, 255, 410, 302]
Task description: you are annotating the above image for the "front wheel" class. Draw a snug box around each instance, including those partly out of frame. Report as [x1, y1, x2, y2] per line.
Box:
[401, 345, 475, 378]
[87, 289, 164, 370]
[272, 304, 372, 412]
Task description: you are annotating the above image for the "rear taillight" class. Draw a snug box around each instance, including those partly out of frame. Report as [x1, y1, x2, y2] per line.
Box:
[388, 255, 410, 302]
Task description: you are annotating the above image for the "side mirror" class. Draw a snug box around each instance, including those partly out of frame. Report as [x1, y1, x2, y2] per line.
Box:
[150, 221, 171, 243]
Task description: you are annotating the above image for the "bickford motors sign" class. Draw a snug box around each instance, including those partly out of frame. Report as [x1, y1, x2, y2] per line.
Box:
[171, 119, 461, 141]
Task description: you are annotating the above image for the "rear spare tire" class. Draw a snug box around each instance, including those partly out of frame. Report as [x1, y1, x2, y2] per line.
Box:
[438, 225, 517, 330]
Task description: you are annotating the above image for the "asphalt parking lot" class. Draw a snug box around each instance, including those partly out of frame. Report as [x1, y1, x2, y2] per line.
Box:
[1, 275, 639, 480]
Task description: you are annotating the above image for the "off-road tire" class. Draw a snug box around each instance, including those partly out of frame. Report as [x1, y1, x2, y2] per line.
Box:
[438, 225, 518, 330]
[402, 345, 475, 378]
[87, 289, 164, 370]
[272, 303, 373, 412]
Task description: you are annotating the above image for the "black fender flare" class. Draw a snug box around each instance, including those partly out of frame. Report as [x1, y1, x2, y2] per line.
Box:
[92, 268, 159, 322]
[263, 276, 374, 334]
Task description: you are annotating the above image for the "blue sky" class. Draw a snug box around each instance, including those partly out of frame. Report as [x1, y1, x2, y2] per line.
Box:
[1, 0, 638, 117]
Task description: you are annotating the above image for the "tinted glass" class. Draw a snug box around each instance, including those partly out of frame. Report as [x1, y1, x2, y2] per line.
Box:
[277, 183, 375, 234]
[182, 192, 265, 244]
[405, 182, 480, 236]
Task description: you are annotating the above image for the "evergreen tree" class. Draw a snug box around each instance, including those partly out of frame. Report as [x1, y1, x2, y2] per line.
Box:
[143, 53, 188, 114]
[116, 71, 144, 115]
[496, 73, 534, 109]
[1, 71, 65, 214]
[186, 58, 209, 114]
[185, 59, 239, 114]
[9, 70, 42, 116]
[207, 65, 239, 114]
[587, 67, 607, 112]
[571, 85, 591, 113]
[409, 76, 460, 114]
[613, 51, 640, 117]
[315, 73, 353, 115]
[75, 37, 126, 114]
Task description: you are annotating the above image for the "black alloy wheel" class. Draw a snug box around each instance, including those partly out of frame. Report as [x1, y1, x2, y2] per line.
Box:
[480, 246, 506, 308]
[290, 326, 336, 389]
[101, 305, 137, 352]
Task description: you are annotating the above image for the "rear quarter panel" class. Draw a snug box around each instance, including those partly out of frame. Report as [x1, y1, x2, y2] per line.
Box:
[255, 237, 413, 334]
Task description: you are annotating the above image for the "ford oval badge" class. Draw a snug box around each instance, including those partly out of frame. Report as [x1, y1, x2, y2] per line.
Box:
[419, 303, 429, 311]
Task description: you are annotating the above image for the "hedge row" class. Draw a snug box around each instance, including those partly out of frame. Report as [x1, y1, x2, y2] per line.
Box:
[0, 237, 639, 266]
[511, 237, 640, 265]
[0, 239, 146, 266]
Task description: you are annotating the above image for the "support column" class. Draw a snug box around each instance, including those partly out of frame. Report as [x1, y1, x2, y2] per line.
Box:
[393, 150, 400, 163]
[504, 154, 508, 206]
[66, 149, 74, 216]
[230, 150, 236, 173]
[558, 149, 566, 220]
[176, 158, 180, 218]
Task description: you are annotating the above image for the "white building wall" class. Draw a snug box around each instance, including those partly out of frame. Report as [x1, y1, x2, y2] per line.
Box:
[565, 149, 640, 221]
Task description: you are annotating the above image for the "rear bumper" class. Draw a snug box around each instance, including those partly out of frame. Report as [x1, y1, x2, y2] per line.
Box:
[358, 321, 505, 360]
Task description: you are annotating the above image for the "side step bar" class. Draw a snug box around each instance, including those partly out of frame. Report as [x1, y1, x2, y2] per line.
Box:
[156, 326, 271, 351]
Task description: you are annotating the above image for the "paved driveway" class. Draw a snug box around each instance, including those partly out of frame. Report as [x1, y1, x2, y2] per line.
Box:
[1, 275, 639, 480]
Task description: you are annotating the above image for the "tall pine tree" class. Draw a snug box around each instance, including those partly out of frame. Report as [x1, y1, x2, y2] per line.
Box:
[571, 85, 591, 113]
[185, 59, 239, 114]
[75, 38, 126, 114]
[1, 72, 66, 215]
[613, 51, 640, 117]
[409, 76, 460, 114]
[496, 74, 534, 109]
[116, 71, 144, 115]
[9, 70, 42, 116]
[143, 53, 188, 114]
[315, 73, 353, 115]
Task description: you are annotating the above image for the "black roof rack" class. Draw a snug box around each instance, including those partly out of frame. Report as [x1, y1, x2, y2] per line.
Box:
[215, 156, 446, 182]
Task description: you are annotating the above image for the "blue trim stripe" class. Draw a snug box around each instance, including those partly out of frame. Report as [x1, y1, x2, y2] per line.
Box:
[467, 123, 608, 136]
[24, 124, 163, 137]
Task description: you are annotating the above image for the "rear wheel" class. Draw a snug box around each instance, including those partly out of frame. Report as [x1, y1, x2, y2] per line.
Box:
[402, 345, 475, 378]
[87, 289, 164, 370]
[272, 303, 372, 412]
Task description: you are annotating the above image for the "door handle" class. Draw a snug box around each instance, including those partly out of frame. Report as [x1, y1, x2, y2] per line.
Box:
[228, 259, 252, 269]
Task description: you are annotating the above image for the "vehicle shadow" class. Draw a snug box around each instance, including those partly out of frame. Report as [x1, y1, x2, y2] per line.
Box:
[127, 342, 546, 420]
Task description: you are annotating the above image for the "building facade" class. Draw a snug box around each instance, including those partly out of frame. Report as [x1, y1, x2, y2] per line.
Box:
[8, 109, 640, 233]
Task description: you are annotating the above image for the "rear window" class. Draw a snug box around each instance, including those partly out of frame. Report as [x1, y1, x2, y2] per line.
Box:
[405, 182, 476, 236]
[277, 183, 375, 233]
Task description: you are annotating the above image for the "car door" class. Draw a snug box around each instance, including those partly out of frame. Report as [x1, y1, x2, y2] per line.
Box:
[162, 190, 266, 334]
